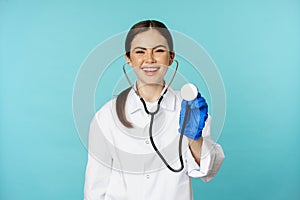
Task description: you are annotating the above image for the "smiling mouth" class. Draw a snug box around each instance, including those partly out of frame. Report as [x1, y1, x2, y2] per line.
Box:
[142, 67, 160, 72]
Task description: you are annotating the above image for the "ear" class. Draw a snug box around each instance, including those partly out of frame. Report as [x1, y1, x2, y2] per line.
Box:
[124, 54, 133, 67]
[168, 51, 175, 65]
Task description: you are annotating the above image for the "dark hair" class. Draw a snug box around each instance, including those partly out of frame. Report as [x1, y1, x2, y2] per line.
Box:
[116, 20, 173, 128]
[125, 20, 173, 58]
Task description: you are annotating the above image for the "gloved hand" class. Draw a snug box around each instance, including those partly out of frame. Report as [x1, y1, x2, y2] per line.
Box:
[178, 92, 208, 140]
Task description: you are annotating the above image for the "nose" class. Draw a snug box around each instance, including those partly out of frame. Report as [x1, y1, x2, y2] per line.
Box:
[144, 49, 156, 63]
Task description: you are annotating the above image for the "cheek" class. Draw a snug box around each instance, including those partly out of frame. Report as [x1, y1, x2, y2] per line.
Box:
[130, 56, 143, 66]
[157, 56, 170, 65]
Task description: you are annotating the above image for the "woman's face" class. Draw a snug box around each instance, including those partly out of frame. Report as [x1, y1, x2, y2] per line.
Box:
[125, 29, 174, 87]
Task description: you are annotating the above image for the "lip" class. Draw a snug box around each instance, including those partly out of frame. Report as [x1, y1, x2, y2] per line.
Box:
[142, 67, 160, 71]
[141, 66, 160, 76]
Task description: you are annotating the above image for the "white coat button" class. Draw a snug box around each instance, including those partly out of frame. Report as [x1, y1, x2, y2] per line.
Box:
[145, 174, 150, 179]
[145, 140, 149, 144]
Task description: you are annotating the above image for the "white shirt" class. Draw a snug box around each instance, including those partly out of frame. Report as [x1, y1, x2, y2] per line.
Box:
[84, 87, 224, 200]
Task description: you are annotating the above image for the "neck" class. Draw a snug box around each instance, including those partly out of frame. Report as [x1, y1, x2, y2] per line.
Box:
[136, 80, 165, 102]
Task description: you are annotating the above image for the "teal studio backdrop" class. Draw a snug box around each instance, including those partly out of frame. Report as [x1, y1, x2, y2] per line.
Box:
[1, 0, 299, 199]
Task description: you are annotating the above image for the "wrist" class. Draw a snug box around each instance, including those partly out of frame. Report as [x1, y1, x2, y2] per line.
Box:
[188, 137, 203, 165]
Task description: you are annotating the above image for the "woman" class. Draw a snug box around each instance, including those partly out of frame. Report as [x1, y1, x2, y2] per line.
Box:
[84, 20, 224, 200]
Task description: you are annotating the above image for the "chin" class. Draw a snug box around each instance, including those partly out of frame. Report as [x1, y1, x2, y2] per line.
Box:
[138, 78, 165, 87]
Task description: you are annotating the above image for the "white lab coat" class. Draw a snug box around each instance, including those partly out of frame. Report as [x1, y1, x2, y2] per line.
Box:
[84, 87, 224, 200]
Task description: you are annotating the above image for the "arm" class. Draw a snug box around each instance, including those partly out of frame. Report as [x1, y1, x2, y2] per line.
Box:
[188, 137, 203, 166]
[185, 116, 225, 182]
[179, 91, 224, 182]
[84, 115, 113, 200]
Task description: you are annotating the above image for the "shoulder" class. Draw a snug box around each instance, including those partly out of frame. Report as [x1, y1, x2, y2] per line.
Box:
[168, 87, 181, 96]
[167, 87, 182, 106]
[94, 98, 117, 122]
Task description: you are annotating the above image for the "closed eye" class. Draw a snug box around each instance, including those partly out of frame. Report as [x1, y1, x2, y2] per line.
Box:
[134, 50, 145, 54]
[155, 49, 166, 53]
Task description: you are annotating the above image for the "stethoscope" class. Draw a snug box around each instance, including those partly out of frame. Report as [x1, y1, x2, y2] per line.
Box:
[122, 60, 193, 173]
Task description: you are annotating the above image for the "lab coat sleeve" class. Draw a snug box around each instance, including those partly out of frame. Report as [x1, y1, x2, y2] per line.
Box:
[185, 115, 225, 182]
[84, 114, 113, 200]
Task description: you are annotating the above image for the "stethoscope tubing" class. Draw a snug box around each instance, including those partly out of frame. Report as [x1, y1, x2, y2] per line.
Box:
[123, 60, 188, 172]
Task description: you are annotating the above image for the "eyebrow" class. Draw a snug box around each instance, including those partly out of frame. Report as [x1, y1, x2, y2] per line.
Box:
[132, 45, 168, 51]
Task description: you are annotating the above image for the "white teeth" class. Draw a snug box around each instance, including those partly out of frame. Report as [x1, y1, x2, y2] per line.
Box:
[142, 67, 159, 72]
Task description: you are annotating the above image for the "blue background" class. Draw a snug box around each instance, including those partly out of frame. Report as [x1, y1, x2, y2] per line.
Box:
[1, 0, 299, 199]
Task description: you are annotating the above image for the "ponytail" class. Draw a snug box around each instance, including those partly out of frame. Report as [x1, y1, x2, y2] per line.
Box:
[116, 87, 133, 128]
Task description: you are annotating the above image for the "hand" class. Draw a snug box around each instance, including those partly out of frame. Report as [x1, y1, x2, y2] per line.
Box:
[178, 92, 208, 140]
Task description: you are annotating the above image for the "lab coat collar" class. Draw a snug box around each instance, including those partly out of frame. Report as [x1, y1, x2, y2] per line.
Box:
[127, 82, 177, 114]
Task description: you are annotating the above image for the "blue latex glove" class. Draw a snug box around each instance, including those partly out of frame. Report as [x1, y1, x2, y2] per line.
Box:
[178, 92, 208, 140]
